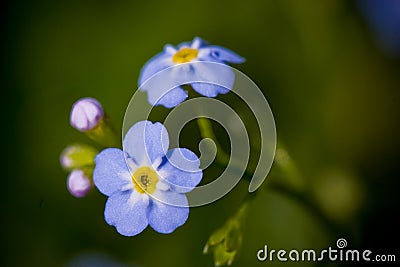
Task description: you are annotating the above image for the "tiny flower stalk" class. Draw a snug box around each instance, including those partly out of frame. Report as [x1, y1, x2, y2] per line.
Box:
[196, 117, 230, 165]
[273, 144, 305, 193]
[204, 202, 250, 266]
[70, 97, 119, 147]
[85, 115, 119, 147]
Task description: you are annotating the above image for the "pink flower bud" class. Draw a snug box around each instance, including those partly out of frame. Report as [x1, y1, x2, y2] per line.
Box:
[70, 97, 104, 131]
[67, 170, 92, 198]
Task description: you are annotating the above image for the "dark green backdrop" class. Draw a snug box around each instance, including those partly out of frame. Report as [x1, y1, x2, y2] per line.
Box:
[2, 0, 399, 266]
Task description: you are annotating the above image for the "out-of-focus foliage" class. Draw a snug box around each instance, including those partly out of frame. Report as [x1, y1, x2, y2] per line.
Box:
[2, 0, 399, 266]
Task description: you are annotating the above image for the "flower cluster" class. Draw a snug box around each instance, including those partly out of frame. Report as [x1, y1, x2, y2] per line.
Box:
[60, 141, 98, 198]
[60, 98, 108, 197]
[61, 37, 245, 240]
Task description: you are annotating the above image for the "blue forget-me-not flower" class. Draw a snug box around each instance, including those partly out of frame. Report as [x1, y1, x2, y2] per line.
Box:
[138, 37, 245, 108]
[93, 120, 202, 236]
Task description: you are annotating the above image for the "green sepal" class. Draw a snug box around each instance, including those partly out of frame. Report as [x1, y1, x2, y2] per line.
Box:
[60, 143, 98, 171]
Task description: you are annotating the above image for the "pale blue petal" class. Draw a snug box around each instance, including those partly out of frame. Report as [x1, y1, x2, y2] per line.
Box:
[123, 121, 169, 166]
[141, 62, 235, 106]
[200, 46, 245, 64]
[163, 44, 177, 55]
[158, 148, 202, 193]
[148, 190, 189, 233]
[104, 190, 149, 236]
[191, 83, 230, 97]
[93, 148, 131, 197]
[190, 62, 235, 97]
[191, 37, 207, 49]
[139, 52, 173, 87]
[148, 86, 188, 108]
[193, 62, 235, 88]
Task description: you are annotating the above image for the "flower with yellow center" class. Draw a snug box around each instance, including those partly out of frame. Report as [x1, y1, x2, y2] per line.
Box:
[132, 166, 159, 194]
[93, 120, 203, 236]
[138, 37, 245, 108]
[172, 48, 199, 63]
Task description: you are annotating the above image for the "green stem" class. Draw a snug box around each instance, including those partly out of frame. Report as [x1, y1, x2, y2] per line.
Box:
[212, 150, 342, 236]
[196, 117, 230, 165]
[86, 115, 120, 148]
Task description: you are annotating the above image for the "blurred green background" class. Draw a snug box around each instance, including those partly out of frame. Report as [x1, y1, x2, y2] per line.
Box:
[2, 0, 400, 266]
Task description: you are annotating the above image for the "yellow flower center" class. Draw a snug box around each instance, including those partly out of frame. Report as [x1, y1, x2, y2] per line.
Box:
[172, 48, 198, 63]
[132, 166, 159, 194]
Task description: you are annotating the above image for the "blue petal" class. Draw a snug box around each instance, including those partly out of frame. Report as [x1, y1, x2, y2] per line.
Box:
[202, 46, 245, 64]
[177, 37, 207, 50]
[191, 83, 230, 97]
[148, 190, 189, 233]
[139, 52, 173, 87]
[191, 37, 207, 49]
[93, 148, 131, 196]
[163, 44, 177, 55]
[123, 121, 169, 166]
[193, 62, 235, 88]
[190, 62, 235, 96]
[158, 148, 202, 193]
[148, 86, 188, 108]
[104, 190, 149, 236]
[141, 62, 235, 106]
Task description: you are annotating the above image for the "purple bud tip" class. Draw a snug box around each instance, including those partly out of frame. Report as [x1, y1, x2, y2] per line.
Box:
[60, 154, 72, 169]
[70, 97, 104, 132]
[67, 170, 92, 198]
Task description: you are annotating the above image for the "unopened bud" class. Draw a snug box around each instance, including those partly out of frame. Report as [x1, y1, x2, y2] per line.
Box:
[60, 143, 98, 171]
[204, 203, 249, 266]
[70, 97, 104, 132]
[67, 169, 92, 198]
